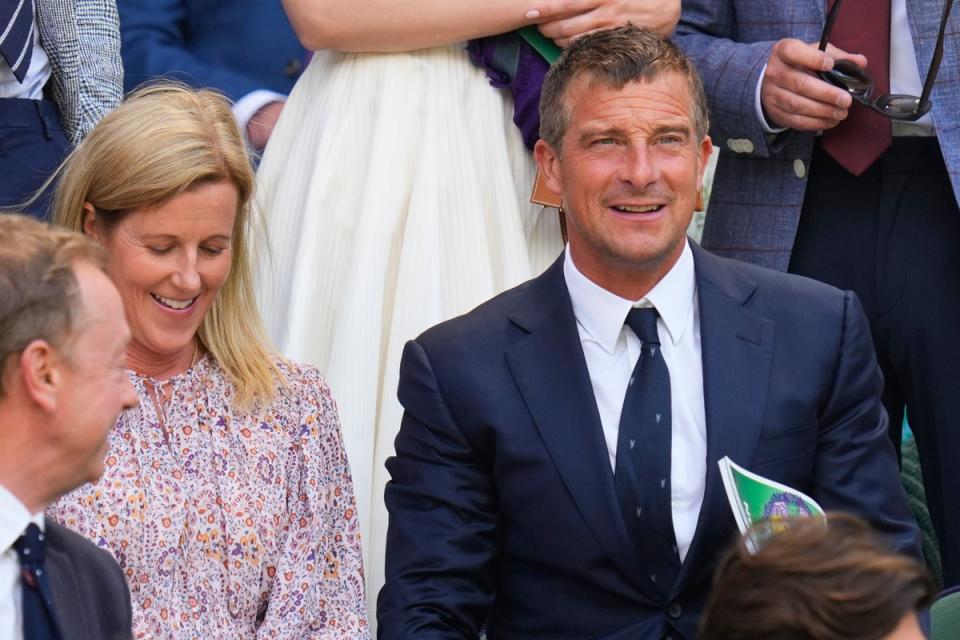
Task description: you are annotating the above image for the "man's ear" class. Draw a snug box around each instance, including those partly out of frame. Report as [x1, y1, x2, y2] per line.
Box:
[534, 139, 564, 198]
[81, 202, 102, 242]
[18, 340, 61, 413]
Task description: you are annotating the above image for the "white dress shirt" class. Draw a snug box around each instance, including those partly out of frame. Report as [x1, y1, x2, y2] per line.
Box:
[0, 483, 43, 640]
[754, 0, 933, 135]
[0, 17, 51, 99]
[563, 241, 707, 562]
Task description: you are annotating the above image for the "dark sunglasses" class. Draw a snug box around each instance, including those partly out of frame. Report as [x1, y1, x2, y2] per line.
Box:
[817, 0, 955, 121]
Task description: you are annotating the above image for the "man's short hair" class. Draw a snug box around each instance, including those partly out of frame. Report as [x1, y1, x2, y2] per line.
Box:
[539, 25, 710, 152]
[699, 514, 936, 640]
[0, 215, 105, 396]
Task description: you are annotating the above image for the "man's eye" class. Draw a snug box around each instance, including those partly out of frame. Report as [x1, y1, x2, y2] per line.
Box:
[593, 138, 617, 146]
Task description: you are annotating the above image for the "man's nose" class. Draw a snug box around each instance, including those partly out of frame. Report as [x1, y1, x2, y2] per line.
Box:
[618, 144, 660, 188]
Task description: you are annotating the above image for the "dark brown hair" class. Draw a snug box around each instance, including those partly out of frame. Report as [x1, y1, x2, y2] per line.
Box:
[538, 24, 710, 152]
[0, 215, 105, 396]
[699, 514, 935, 640]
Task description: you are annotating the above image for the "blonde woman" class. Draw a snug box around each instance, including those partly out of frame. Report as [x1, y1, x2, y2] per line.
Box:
[255, 1, 680, 615]
[47, 84, 368, 639]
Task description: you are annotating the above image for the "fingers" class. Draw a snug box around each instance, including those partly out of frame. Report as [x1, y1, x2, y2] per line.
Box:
[763, 84, 850, 130]
[823, 43, 869, 69]
[538, 10, 600, 42]
[775, 38, 836, 73]
[761, 38, 855, 131]
[528, 0, 599, 21]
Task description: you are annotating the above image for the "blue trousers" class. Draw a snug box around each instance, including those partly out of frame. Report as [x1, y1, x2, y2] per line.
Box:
[0, 98, 71, 220]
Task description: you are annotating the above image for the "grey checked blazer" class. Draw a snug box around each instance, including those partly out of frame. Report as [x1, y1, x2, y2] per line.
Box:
[36, 0, 123, 143]
[675, 1, 960, 272]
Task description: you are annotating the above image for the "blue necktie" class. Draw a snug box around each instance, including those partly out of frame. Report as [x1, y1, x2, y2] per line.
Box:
[14, 523, 61, 640]
[615, 308, 681, 594]
[0, 0, 34, 83]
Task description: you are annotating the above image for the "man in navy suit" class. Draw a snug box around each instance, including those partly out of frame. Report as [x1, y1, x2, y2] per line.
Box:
[377, 26, 922, 639]
[117, 0, 306, 151]
[0, 215, 138, 639]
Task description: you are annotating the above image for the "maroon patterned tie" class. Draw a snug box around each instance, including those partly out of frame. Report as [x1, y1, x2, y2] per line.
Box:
[820, 0, 892, 176]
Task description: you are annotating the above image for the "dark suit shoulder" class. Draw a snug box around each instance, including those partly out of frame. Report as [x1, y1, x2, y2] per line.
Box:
[46, 521, 123, 579]
[415, 271, 543, 349]
[46, 521, 132, 640]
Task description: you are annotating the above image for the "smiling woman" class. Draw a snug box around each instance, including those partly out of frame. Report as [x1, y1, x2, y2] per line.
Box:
[45, 83, 369, 638]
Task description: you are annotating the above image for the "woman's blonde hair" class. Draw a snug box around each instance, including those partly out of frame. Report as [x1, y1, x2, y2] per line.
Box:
[52, 82, 280, 406]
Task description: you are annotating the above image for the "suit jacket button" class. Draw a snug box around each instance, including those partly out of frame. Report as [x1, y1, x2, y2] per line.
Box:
[793, 158, 807, 178]
[667, 602, 682, 619]
[284, 58, 302, 77]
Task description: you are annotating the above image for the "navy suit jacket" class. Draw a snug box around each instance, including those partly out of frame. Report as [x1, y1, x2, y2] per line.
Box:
[46, 521, 132, 639]
[118, 0, 305, 100]
[378, 242, 922, 639]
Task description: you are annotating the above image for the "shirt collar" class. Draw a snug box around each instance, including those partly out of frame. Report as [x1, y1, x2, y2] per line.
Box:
[0, 483, 44, 553]
[563, 240, 697, 354]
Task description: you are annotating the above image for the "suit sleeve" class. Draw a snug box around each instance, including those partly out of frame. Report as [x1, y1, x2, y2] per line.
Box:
[378, 340, 497, 639]
[118, 0, 266, 101]
[71, 0, 123, 141]
[812, 291, 923, 560]
[673, 1, 787, 158]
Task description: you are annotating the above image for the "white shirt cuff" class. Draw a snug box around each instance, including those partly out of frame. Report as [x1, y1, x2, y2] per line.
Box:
[232, 90, 287, 132]
[754, 64, 788, 134]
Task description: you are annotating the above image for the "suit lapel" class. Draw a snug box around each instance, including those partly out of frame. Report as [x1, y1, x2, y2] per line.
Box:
[45, 530, 90, 640]
[673, 245, 775, 595]
[504, 258, 658, 599]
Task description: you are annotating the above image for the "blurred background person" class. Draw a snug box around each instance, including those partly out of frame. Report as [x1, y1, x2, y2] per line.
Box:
[675, 0, 960, 587]
[0, 0, 122, 218]
[117, 0, 306, 152]
[700, 514, 935, 640]
[254, 0, 680, 614]
[0, 215, 136, 639]
[47, 83, 368, 638]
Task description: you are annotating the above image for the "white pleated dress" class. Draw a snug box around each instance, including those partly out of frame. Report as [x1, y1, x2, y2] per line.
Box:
[254, 43, 563, 620]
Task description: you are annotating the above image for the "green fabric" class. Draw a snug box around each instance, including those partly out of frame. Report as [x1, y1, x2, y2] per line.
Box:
[518, 26, 562, 64]
[932, 591, 960, 640]
[901, 433, 943, 588]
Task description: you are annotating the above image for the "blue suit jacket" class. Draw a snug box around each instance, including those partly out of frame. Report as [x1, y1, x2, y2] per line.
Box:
[117, 0, 305, 100]
[674, 0, 960, 272]
[377, 242, 922, 639]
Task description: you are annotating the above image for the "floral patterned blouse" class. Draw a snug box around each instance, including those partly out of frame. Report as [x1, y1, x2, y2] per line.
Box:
[49, 355, 369, 639]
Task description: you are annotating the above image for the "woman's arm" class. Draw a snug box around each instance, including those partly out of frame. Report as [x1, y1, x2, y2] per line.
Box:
[256, 364, 369, 638]
[282, 0, 679, 52]
[282, 0, 540, 51]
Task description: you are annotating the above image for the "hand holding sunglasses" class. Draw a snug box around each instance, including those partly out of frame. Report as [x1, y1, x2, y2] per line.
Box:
[817, 0, 954, 121]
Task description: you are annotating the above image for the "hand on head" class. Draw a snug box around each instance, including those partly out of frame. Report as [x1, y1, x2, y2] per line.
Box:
[530, 0, 681, 47]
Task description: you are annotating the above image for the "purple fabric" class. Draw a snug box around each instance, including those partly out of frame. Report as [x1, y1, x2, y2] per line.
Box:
[467, 35, 551, 150]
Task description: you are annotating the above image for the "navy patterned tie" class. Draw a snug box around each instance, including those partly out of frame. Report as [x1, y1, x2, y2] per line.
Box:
[0, 0, 34, 83]
[615, 308, 681, 594]
[14, 523, 61, 640]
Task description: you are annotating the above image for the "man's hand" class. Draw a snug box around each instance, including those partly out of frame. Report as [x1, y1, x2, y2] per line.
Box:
[246, 100, 285, 151]
[533, 0, 680, 47]
[760, 39, 868, 131]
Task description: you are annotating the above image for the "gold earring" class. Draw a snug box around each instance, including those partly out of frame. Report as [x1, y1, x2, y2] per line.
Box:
[695, 188, 704, 212]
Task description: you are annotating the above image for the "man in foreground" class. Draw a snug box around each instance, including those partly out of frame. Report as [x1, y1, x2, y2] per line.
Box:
[0, 215, 137, 638]
[378, 26, 921, 639]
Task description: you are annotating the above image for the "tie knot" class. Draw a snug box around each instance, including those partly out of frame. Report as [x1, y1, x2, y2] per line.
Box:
[625, 307, 660, 345]
[14, 523, 46, 566]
